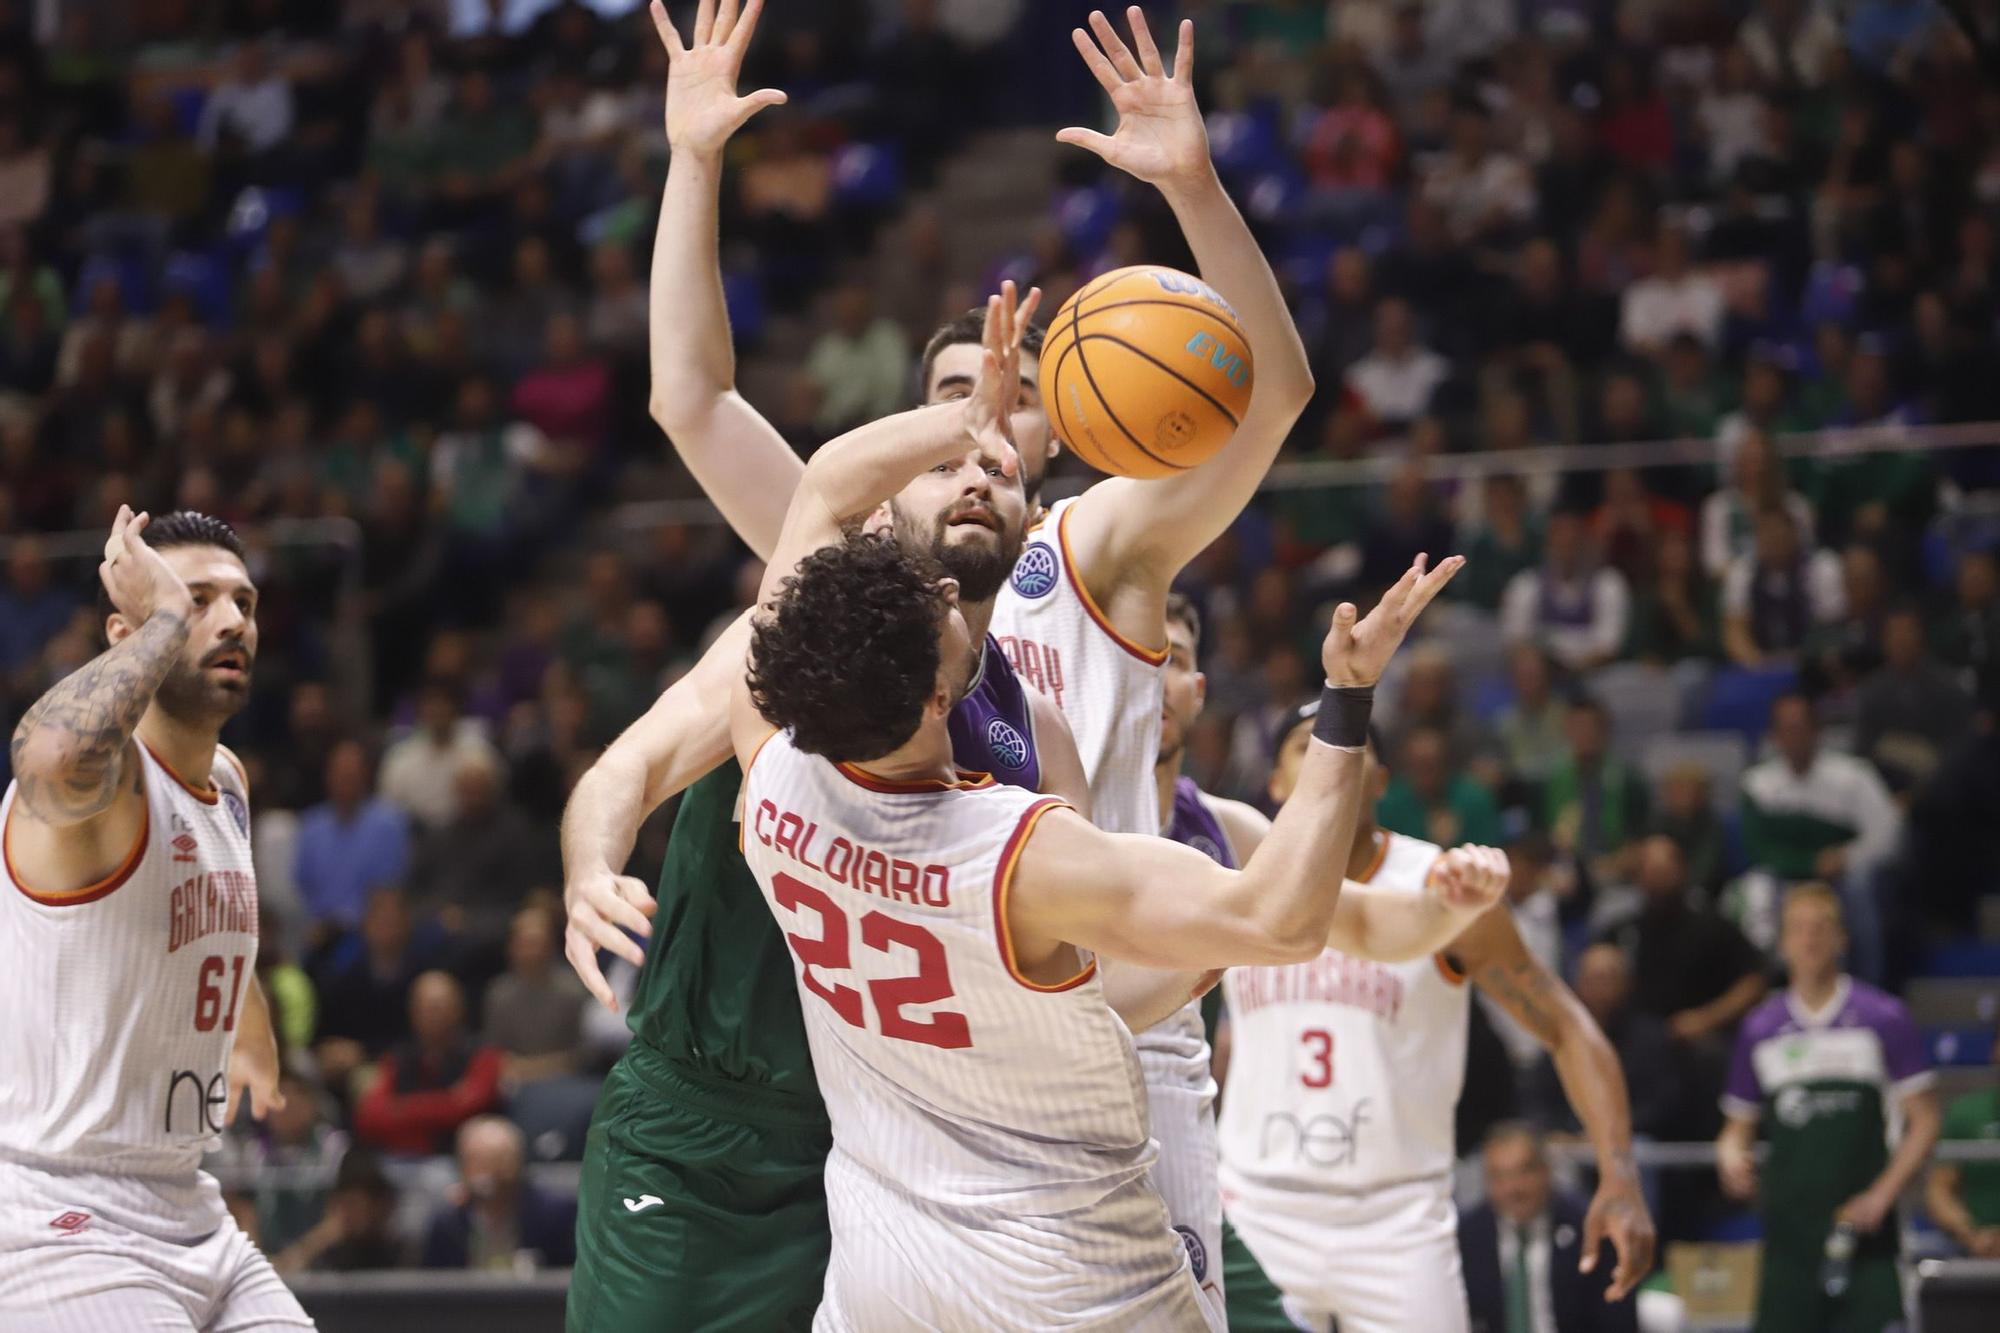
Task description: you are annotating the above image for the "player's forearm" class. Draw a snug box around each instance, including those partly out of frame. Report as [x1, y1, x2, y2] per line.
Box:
[1329, 884, 1488, 962]
[1716, 1114, 1758, 1161]
[240, 973, 276, 1051]
[9, 606, 189, 824]
[1158, 169, 1312, 409]
[1551, 1015, 1640, 1185]
[1871, 1092, 1942, 1202]
[1926, 1168, 1979, 1245]
[1228, 738, 1367, 955]
[560, 753, 652, 882]
[648, 159, 736, 426]
[797, 401, 972, 529]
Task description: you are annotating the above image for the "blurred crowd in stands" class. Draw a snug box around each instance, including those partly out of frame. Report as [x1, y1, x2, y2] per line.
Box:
[2, 0, 1999, 1275]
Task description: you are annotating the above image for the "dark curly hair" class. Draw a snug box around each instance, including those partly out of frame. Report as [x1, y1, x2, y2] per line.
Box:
[748, 534, 955, 762]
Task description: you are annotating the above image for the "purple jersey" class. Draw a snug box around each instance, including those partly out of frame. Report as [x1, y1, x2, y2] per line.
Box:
[1722, 977, 1933, 1248]
[1165, 776, 1236, 869]
[947, 634, 1042, 791]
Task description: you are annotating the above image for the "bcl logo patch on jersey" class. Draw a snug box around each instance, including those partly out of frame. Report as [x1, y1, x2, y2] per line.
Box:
[1010, 545, 1058, 599]
[48, 1211, 91, 1236]
[1174, 1225, 1208, 1282]
[985, 718, 1029, 770]
[222, 788, 249, 837]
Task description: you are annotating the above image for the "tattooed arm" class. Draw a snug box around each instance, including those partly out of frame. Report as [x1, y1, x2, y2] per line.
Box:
[7, 508, 192, 891]
[1453, 907, 1657, 1301]
[10, 609, 189, 826]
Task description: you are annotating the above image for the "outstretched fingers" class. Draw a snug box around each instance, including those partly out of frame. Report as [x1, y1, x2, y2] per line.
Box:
[1402, 553, 1465, 619]
[1125, 5, 1164, 78]
[650, 0, 685, 56]
[1070, 24, 1123, 93]
[1172, 18, 1194, 83]
[692, 0, 716, 45]
[1013, 285, 1043, 350]
[1088, 9, 1145, 82]
[726, 0, 768, 57]
[711, 0, 741, 47]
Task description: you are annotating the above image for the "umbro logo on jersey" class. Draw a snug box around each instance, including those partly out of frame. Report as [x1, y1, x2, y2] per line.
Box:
[49, 1211, 92, 1235]
[1010, 545, 1057, 599]
[171, 832, 199, 863]
[622, 1195, 665, 1213]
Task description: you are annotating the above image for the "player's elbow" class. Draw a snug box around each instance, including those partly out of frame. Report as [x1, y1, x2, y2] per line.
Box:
[1275, 361, 1315, 416]
[1249, 901, 1335, 964]
[648, 391, 708, 444]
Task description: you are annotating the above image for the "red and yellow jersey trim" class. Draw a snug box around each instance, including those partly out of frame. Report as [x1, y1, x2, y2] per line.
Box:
[836, 763, 996, 795]
[4, 799, 150, 907]
[141, 741, 219, 805]
[1054, 503, 1169, 667]
[992, 797, 1093, 992]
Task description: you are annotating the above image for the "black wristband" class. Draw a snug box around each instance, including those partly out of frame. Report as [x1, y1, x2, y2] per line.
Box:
[1311, 684, 1374, 750]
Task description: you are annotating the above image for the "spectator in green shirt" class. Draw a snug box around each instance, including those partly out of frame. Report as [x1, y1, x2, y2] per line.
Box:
[1493, 642, 1569, 786]
[1457, 472, 1541, 613]
[1542, 696, 1650, 889]
[1926, 1033, 2000, 1257]
[1377, 725, 1505, 848]
[805, 281, 909, 437]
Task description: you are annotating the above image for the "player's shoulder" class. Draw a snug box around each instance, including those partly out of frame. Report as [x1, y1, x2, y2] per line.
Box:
[213, 744, 250, 801]
[1739, 991, 1793, 1042]
[1844, 978, 1914, 1027]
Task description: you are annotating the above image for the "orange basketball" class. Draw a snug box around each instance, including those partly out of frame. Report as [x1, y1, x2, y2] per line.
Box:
[1040, 265, 1254, 479]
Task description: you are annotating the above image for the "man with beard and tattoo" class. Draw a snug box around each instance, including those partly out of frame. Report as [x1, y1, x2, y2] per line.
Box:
[0, 509, 307, 1331]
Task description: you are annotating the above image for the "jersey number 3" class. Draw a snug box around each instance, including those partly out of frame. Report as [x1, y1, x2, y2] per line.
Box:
[774, 873, 973, 1050]
[1300, 1028, 1335, 1088]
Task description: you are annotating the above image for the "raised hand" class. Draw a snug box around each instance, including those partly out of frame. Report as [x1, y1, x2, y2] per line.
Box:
[652, 0, 786, 158]
[965, 280, 1041, 474]
[1321, 553, 1464, 688]
[100, 506, 193, 628]
[1057, 8, 1210, 192]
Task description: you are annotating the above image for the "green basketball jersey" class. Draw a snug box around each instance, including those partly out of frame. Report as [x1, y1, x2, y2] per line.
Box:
[623, 762, 825, 1113]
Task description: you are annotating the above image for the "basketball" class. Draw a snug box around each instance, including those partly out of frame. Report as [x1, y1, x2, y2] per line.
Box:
[1041, 266, 1256, 479]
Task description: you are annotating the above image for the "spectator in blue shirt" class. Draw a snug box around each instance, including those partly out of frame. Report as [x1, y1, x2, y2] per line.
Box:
[0, 536, 76, 675]
[294, 739, 411, 931]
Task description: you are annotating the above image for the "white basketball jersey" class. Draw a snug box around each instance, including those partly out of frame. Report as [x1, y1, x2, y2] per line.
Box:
[741, 733, 1211, 1330]
[1218, 832, 1471, 1198]
[994, 492, 1214, 1289]
[992, 495, 1166, 838]
[992, 495, 1205, 1082]
[0, 743, 258, 1179]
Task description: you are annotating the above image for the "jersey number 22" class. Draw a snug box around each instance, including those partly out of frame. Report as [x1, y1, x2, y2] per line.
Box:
[775, 872, 973, 1050]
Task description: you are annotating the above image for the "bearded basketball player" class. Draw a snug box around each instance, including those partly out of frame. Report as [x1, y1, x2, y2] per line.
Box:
[0, 509, 307, 1332]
